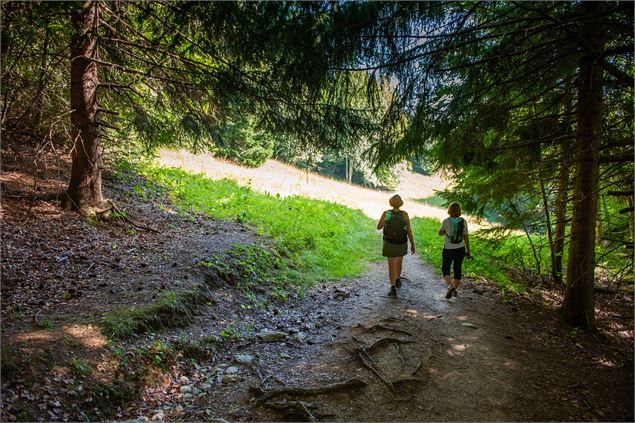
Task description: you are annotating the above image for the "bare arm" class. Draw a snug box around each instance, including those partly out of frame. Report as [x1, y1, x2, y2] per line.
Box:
[438, 221, 446, 236]
[376, 211, 387, 230]
[404, 213, 416, 254]
[463, 234, 471, 256]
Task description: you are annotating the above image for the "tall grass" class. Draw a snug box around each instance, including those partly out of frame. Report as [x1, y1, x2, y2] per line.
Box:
[141, 165, 383, 287]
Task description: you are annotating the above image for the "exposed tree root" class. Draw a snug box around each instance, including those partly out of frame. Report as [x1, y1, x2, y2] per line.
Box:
[252, 377, 367, 405]
[357, 348, 396, 393]
[364, 336, 414, 354]
[96, 199, 159, 233]
[264, 400, 317, 422]
[360, 323, 414, 337]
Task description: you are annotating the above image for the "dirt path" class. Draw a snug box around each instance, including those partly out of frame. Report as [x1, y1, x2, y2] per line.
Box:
[172, 254, 632, 422]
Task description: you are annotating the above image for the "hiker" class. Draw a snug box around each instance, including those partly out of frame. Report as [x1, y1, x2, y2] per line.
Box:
[438, 202, 472, 299]
[376, 194, 415, 297]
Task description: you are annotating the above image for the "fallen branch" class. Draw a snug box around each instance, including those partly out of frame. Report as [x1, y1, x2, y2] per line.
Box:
[253, 377, 366, 405]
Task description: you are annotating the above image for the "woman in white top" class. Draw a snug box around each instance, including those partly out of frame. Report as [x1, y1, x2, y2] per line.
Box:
[438, 202, 472, 299]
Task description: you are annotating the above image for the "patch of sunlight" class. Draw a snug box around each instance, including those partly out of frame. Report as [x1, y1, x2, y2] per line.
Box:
[595, 357, 617, 368]
[405, 308, 419, 316]
[454, 315, 468, 321]
[451, 343, 468, 352]
[63, 324, 107, 349]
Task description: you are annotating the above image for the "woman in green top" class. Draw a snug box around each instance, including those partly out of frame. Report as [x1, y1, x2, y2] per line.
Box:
[377, 194, 416, 297]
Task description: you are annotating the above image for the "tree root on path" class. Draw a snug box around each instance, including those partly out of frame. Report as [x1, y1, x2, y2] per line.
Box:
[358, 323, 415, 337]
[264, 400, 318, 422]
[364, 336, 415, 354]
[96, 199, 159, 233]
[357, 348, 396, 392]
[251, 377, 367, 406]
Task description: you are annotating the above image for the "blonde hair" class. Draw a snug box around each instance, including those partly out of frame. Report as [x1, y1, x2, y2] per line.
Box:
[389, 194, 404, 208]
[447, 202, 461, 217]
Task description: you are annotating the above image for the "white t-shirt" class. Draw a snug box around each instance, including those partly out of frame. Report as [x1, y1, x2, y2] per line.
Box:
[440, 217, 468, 249]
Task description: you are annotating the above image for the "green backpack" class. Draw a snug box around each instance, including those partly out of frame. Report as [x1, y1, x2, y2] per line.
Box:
[448, 217, 465, 244]
[383, 210, 407, 244]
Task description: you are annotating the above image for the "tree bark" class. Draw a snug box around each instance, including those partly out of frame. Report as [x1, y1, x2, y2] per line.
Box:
[553, 78, 573, 284]
[562, 2, 605, 331]
[64, 1, 105, 213]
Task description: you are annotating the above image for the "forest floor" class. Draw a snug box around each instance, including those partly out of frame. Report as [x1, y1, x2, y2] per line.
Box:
[1, 145, 633, 422]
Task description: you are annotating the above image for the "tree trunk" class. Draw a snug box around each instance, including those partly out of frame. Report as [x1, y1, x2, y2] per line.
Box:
[561, 2, 605, 331]
[553, 78, 573, 284]
[64, 1, 104, 213]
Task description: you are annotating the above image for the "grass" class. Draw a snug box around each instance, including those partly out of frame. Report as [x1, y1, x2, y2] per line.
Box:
[411, 217, 530, 293]
[102, 289, 207, 339]
[140, 164, 383, 287]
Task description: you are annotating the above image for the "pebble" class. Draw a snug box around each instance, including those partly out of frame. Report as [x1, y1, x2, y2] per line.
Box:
[257, 329, 288, 342]
[201, 383, 211, 391]
[180, 385, 192, 393]
[462, 323, 478, 328]
[280, 353, 292, 359]
[174, 406, 184, 413]
[225, 366, 239, 374]
[151, 411, 164, 421]
[234, 354, 254, 364]
[179, 376, 190, 384]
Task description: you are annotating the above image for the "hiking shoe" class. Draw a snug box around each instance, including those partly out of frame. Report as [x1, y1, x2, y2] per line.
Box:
[445, 287, 454, 299]
[396, 278, 402, 288]
[452, 288, 458, 297]
[388, 286, 397, 297]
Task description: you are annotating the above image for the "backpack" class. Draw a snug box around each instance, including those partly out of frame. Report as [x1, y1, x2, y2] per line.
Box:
[383, 210, 407, 244]
[448, 217, 465, 244]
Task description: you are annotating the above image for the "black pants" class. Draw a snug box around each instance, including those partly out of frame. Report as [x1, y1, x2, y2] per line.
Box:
[441, 247, 466, 280]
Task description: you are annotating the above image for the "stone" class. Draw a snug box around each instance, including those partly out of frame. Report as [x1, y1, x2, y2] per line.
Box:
[179, 376, 190, 384]
[174, 406, 184, 413]
[180, 385, 192, 393]
[225, 366, 240, 374]
[256, 329, 287, 342]
[151, 411, 164, 421]
[234, 354, 254, 364]
[200, 383, 211, 391]
[462, 323, 478, 329]
[280, 353, 292, 359]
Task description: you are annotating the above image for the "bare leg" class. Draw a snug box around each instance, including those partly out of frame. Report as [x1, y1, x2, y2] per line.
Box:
[387, 257, 399, 286]
[396, 256, 404, 280]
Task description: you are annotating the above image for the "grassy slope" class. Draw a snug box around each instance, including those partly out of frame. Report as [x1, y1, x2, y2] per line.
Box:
[141, 165, 382, 288]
